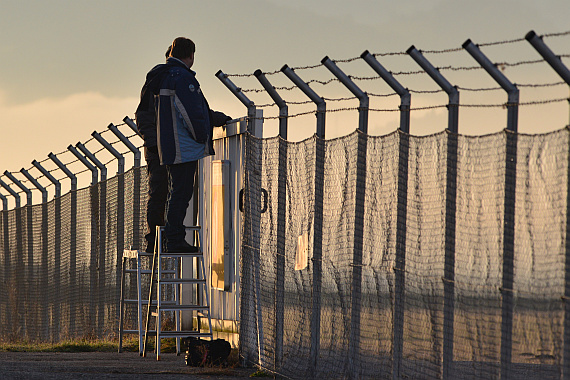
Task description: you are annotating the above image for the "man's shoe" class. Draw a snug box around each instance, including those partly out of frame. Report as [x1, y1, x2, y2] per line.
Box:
[166, 241, 200, 253]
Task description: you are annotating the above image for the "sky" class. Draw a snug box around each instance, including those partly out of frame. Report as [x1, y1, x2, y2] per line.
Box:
[0, 0, 569, 204]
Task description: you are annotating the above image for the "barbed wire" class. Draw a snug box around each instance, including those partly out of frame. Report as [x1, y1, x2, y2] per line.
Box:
[0, 122, 139, 199]
[225, 29, 570, 78]
[237, 56, 567, 100]
[250, 97, 570, 119]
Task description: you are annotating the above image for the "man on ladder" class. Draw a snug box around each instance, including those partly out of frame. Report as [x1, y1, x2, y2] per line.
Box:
[137, 36, 230, 359]
[136, 36, 230, 253]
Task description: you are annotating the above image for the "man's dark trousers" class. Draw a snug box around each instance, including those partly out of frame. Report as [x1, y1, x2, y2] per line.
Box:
[144, 146, 168, 252]
[164, 161, 197, 247]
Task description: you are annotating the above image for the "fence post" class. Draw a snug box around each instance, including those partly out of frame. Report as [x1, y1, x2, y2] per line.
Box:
[69, 145, 101, 336]
[3, 171, 33, 339]
[463, 39, 519, 380]
[92, 131, 126, 327]
[254, 69, 288, 372]
[0, 192, 9, 336]
[216, 69, 265, 368]
[361, 50, 411, 133]
[76, 142, 108, 336]
[20, 167, 49, 339]
[360, 51, 411, 379]
[281, 64, 326, 377]
[407, 46, 461, 379]
[108, 124, 141, 251]
[322, 56, 369, 378]
[361, 55, 410, 378]
[49, 152, 78, 338]
[0, 178, 22, 339]
[32, 159, 61, 340]
[525, 30, 570, 379]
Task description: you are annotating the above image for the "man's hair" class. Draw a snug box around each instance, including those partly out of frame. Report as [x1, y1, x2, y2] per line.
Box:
[170, 37, 195, 59]
[165, 45, 172, 59]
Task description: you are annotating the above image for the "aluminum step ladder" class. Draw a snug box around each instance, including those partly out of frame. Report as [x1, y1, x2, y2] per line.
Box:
[118, 248, 177, 354]
[142, 225, 213, 360]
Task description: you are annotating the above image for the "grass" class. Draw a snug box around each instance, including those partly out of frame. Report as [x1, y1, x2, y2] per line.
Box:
[0, 337, 177, 353]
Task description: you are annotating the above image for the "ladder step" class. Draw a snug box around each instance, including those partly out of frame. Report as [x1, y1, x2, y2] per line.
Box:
[154, 305, 210, 311]
[125, 269, 177, 274]
[158, 331, 212, 338]
[121, 329, 140, 334]
[159, 279, 206, 284]
[123, 250, 154, 258]
[145, 269, 177, 274]
[124, 299, 178, 305]
[158, 252, 204, 258]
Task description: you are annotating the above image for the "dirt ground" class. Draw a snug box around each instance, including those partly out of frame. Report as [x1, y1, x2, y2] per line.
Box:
[0, 351, 259, 379]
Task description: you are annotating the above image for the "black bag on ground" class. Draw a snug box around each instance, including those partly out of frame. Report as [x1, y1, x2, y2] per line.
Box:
[183, 337, 231, 366]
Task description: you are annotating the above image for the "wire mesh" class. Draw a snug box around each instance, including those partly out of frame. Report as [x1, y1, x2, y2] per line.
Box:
[239, 128, 569, 379]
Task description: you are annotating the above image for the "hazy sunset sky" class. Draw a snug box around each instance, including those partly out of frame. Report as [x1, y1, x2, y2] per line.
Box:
[0, 0, 569, 199]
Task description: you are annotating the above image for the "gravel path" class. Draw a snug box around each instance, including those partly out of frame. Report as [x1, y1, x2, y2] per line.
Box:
[0, 351, 258, 379]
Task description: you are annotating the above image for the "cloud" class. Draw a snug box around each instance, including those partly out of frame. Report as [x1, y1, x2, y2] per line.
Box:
[0, 92, 138, 174]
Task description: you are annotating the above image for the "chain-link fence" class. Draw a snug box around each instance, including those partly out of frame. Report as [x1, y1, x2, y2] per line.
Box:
[0, 167, 146, 342]
[239, 128, 569, 379]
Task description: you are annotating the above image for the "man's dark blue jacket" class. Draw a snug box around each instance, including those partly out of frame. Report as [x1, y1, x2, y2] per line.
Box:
[135, 58, 230, 163]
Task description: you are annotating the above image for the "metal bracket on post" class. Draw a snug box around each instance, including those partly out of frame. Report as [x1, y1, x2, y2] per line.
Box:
[254, 69, 288, 139]
[281, 64, 326, 138]
[215, 70, 260, 136]
[361, 50, 411, 133]
[20, 168, 48, 204]
[0, 177, 21, 208]
[68, 145, 98, 185]
[4, 171, 32, 206]
[322, 56, 369, 134]
[76, 143, 107, 182]
[526, 30, 570, 84]
[32, 160, 61, 198]
[463, 39, 519, 132]
[407, 46, 460, 133]
[92, 131, 125, 174]
[108, 123, 141, 168]
[108, 123, 141, 250]
[49, 153, 77, 191]
[123, 116, 142, 138]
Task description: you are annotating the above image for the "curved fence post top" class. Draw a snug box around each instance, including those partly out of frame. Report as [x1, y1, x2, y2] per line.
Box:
[32, 159, 61, 198]
[108, 123, 141, 168]
[3, 171, 32, 205]
[0, 177, 21, 208]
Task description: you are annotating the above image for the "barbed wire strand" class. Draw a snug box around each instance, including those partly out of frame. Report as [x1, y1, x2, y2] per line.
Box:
[225, 30, 570, 77]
